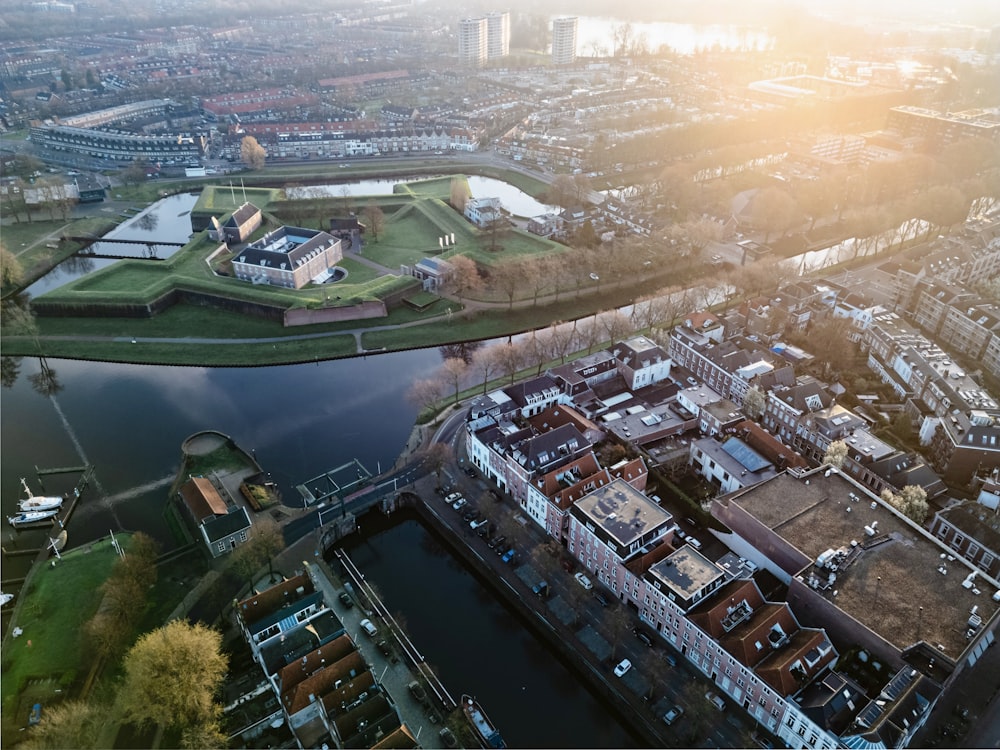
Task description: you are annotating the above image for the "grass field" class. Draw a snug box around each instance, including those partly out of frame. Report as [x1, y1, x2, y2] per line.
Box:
[1, 536, 129, 739]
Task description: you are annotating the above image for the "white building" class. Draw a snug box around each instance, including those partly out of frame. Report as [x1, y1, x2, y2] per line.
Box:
[552, 17, 578, 65]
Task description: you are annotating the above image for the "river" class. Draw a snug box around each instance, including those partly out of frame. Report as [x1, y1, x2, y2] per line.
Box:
[1, 186, 636, 743]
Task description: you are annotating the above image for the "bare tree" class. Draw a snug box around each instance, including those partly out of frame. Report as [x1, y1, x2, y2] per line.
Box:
[496, 340, 526, 384]
[407, 377, 444, 415]
[362, 200, 385, 242]
[471, 344, 503, 395]
[447, 255, 483, 304]
[490, 261, 522, 310]
[599, 310, 634, 346]
[547, 321, 577, 363]
[440, 357, 469, 404]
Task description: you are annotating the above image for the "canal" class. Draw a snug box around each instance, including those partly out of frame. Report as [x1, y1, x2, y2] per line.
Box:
[340, 512, 640, 748]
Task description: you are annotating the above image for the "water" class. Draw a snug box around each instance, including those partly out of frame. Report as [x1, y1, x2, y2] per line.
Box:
[568, 16, 774, 56]
[341, 516, 638, 748]
[0, 350, 440, 569]
[24, 192, 200, 297]
[287, 176, 556, 218]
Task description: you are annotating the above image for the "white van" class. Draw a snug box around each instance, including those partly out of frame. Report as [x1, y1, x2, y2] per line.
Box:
[687, 536, 703, 551]
[359, 618, 378, 637]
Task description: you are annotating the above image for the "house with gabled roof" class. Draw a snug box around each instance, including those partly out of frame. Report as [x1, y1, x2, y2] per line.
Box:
[178, 476, 253, 558]
[222, 202, 262, 245]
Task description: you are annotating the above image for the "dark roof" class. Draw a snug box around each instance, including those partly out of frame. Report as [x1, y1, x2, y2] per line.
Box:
[224, 201, 260, 228]
[203, 506, 252, 542]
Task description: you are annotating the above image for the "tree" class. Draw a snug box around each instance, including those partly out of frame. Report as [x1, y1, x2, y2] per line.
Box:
[599, 310, 633, 346]
[121, 160, 148, 186]
[420, 442, 453, 487]
[472, 344, 503, 394]
[449, 177, 470, 211]
[447, 255, 482, 303]
[17, 699, 105, 750]
[1, 247, 25, 290]
[180, 720, 228, 750]
[440, 357, 468, 404]
[823, 440, 848, 469]
[496, 340, 525, 384]
[240, 135, 267, 170]
[490, 261, 522, 310]
[881, 485, 929, 525]
[742, 384, 766, 421]
[407, 377, 444, 415]
[362, 200, 385, 242]
[230, 516, 284, 585]
[118, 620, 227, 731]
[753, 187, 800, 243]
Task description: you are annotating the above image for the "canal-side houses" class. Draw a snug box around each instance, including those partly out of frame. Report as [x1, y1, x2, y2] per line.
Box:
[234, 571, 416, 748]
[178, 476, 253, 558]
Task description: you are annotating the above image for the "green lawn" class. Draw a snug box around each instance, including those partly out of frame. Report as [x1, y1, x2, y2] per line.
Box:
[1, 536, 130, 739]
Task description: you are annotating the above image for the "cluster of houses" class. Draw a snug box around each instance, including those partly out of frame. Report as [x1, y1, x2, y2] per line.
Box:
[463, 319, 998, 748]
[232, 570, 418, 748]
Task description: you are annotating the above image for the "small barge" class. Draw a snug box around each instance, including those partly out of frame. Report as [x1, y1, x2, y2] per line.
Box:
[461, 694, 506, 749]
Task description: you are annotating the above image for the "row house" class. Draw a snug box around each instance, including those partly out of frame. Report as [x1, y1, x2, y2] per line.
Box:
[524, 451, 612, 540]
[761, 378, 833, 444]
[29, 121, 204, 165]
[235, 573, 414, 749]
[927, 411, 1000, 488]
[690, 436, 780, 494]
[467, 416, 593, 505]
[608, 335, 672, 390]
[567, 479, 675, 598]
[669, 327, 794, 407]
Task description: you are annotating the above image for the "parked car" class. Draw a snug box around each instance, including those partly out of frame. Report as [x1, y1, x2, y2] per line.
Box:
[706, 691, 726, 711]
[376, 639, 392, 657]
[439, 727, 458, 748]
[337, 591, 353, 609]
[465, 467, 477, 478]
[686, 536, 703, 550]
[501, 548, 516, 563]
[663, 706, 684, 725]
[665, 653, 678, 667]
[684, 516, 698, 527]
[359, 618, 378, 637]
[445, 492, 462, 503]
[686, 376, 698, 386]
[532, 581, 549, 596]
[594, 592, 610, 608]
[614, 659, 632, 677]
[470, 518, 488, 531]
[491, 535, 506, 551]
[574, 572, 593, 590]
[633, 628, 653, 647]
[675, 529, 687, 542]
[408, 681, 427, 703]
[452, 497, 467, 511]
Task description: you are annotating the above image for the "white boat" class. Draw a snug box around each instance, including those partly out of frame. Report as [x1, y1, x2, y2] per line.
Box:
[8, 508, 60, 526]
[0, 592, 13, 607]
[461, 695, 506, 749]
[18, 478, 64, 512]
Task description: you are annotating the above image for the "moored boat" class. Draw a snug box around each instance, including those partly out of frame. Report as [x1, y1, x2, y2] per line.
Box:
[461, 694, 506, 749]
[8, 508, 60, 526]
[18, 478, 64, 512]
[0, 592, 13, 607]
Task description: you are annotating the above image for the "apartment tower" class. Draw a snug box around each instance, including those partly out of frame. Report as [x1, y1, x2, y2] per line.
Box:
[552, 16, 578, 65]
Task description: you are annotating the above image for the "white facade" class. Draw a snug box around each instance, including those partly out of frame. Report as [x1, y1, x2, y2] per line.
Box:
[485, 11, 510, 59]
[552, 17, 578, 65]
[459, 17, 488, 65]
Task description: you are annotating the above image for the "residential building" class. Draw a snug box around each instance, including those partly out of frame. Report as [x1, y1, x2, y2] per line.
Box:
[458, 17, 488, 66]
[609, 335, 672, 390]
[551, 17, 578, 66]
[464, 196, 503, 227]
[231, 226, 343, 289]
[690, 436, 779, 494]
[221, 202, 262, 245]
[485, 12, 510, 59]
[929, 501, 1000, 579]
[885, 106, 1000, 151]
[177, 476, 253, 558]
[713, 468, 999, 689]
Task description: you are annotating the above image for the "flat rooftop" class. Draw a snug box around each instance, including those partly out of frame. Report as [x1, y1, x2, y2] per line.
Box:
[648, 546, 725, 603]
[575, 478, 673, 548]
[731, 471, 999, 659]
